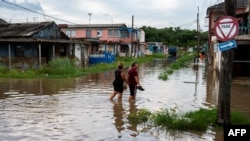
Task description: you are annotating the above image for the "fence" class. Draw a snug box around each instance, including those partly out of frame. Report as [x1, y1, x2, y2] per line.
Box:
[89, 52, 115, 65]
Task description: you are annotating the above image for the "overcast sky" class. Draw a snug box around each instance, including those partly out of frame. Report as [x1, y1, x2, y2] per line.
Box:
[0, 0, 223, 31]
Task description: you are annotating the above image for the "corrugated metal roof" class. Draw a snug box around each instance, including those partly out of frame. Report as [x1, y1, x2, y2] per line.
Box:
[0, 22, 53, 38]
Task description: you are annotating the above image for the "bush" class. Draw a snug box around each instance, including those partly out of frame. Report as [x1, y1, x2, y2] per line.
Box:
[40, 58, 81, 76]
[0, 66, 8, 73]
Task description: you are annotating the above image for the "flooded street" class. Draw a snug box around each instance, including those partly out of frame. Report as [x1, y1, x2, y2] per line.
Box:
[0, 59, 249, 141]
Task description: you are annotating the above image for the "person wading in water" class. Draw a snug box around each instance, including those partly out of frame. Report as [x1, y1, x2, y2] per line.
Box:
[128, 62, 142, 101]
[110, 62, 129, 101]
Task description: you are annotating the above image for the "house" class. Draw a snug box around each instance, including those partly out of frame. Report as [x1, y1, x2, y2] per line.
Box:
[138, 29, 147, 56]
[59, 23, 143, 64]
[0, 20, 76, 69]
[147, 42, 164, 54]
[206, 0, 250, 78]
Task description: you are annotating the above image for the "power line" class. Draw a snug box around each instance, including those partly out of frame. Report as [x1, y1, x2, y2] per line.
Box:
[176, 20, 197, 28]
[1, 0, 77, 24]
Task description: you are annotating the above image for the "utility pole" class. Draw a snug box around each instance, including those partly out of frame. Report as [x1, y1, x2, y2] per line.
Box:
[131, 15, 134, 57]
[193, 6, 200, 69]
[197, 6, 200, 60]
[216, 0, 236, 125]
[88, 13, 92, 24]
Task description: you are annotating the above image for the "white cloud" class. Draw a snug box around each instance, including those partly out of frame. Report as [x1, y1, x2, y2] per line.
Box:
[0, 0, 220, 30]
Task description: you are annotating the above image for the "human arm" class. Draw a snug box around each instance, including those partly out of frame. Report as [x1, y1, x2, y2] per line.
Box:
[134, 75, 140, 86]
[121, 72, 129, 85]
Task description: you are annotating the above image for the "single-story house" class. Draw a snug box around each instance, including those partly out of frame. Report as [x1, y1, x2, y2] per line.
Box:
[0, 20, 79, 69]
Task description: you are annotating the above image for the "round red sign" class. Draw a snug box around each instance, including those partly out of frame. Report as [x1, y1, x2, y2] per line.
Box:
[214, 16, 239, 41]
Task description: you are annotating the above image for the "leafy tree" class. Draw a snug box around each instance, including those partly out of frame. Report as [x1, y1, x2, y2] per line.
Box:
[140, 26, 207, 48]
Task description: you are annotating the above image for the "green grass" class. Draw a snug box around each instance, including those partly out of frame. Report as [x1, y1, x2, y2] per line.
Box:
[128, 108, 250, 132]
[159, 52, 195, 80]
[0, 54, 167, 78]
[128, 108, 151, 124]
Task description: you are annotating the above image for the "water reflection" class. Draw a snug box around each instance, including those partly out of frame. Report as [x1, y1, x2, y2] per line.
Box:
[111, 100, 125, 134]
[0, 78, 77, 97]
[127, 101, 139, 137]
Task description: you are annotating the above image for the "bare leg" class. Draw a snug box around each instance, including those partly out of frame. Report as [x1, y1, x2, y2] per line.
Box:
[117, 93, 122, 101]
[128, 96, 132, 101]
[110, 91, 117, 100]
[128, 95, 135, 101]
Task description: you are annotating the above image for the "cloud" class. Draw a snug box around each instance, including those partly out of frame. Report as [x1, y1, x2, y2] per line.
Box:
[0, 0, 220, 30]
[0, 0, 43, 12]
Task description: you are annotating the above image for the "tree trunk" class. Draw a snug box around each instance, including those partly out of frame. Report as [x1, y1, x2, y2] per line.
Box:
[216, 0, 235, 125]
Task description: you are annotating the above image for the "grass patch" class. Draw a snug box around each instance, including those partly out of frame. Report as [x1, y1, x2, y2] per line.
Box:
[128, 108, 151, 124]
[159, 53, 195, 81]
[0, 54, 167, 78]
[128, 108, 250, 132]
[158, 73, 169, 80]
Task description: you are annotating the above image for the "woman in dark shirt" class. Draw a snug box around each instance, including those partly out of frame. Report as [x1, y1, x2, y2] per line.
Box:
[110, 62, 129, 100]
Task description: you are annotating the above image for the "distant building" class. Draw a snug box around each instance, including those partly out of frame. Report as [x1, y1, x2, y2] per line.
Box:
[59, 23, 145, 64]
[146, 42, 168, 55]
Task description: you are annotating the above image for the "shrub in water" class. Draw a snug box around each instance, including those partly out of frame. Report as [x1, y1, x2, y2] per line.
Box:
[42, 58, 80, 75]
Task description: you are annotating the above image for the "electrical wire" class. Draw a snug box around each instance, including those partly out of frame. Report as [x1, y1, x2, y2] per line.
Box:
[178, 20, 197, 28]
[1, 0, 77, 24]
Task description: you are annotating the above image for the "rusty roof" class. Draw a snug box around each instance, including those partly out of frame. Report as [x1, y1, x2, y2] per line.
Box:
[0, 22, 54, 38]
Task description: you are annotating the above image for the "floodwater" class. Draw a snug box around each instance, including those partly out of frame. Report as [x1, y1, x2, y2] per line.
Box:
[0, 59, 249, 141]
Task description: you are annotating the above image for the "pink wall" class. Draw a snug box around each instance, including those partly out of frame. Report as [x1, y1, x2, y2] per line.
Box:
[61, 27, 136, 44]
[76, 30, 85, 37]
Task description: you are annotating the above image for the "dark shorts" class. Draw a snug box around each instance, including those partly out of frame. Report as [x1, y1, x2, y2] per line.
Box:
[113, 81, 123, 93]
[129, 85, 137, 96]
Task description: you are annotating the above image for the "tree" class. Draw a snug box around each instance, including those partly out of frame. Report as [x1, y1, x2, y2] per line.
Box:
[140, 26, 204, 47]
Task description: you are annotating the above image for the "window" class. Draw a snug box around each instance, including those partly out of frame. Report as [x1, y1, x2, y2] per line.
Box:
[108, 29, 113, 37]
[86, 29, 91, 37]
[114, 30, 119, 37]
[71, 31, 76, 37]
[97, 30, 102, 37]
[108, 29, 119, 37]
[65, 30, 71, 37]
[65, 30, 76, 37]
[121, 30, 129, 38]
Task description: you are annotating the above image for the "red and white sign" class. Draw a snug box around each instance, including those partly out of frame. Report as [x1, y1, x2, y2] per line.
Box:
[214, 16, 239, 41]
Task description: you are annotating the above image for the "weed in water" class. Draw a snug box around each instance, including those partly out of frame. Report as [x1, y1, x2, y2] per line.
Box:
[128, 107, 250, 132]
